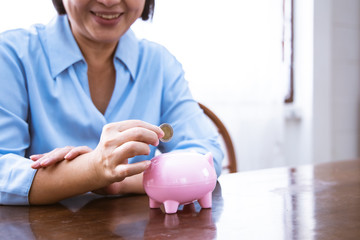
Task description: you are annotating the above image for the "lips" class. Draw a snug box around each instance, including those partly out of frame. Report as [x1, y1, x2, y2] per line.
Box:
[90, 11, 123, 26]
[94, 12, 121, 20]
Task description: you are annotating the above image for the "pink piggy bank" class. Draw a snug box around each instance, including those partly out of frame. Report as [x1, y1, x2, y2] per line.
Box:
[143, 152, 217, 214]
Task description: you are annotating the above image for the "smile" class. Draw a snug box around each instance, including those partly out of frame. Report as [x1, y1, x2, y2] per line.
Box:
[94, 13, 121, 20]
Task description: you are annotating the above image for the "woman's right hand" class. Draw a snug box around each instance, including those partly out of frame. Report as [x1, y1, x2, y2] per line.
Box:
[30, 120, 164, 196]
[85, 120, 164, 186]
[28, 120, 164, 204]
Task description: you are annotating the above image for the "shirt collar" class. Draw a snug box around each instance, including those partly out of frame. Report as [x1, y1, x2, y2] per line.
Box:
[114, 28, 139, 81]
[44, 15, 139, 80]
[44, 15, 83, 78]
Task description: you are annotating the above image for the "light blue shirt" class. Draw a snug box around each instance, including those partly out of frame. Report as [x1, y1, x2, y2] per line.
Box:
[0, 15, 223, 205]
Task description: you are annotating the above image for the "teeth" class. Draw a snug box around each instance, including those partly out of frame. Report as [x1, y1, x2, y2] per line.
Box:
[95, 13, 120, 20]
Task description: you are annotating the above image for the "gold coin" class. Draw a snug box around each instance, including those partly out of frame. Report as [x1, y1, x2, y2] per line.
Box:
[159, 123, 173, 142]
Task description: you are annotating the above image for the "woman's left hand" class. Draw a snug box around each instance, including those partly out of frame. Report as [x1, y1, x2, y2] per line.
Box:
[30, 146, 92, 169]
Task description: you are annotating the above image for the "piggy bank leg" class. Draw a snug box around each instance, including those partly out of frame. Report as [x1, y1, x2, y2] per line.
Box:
[198, 192, 212, 208]
[149, 198, 162, 208]
[163, 200, 179, 214]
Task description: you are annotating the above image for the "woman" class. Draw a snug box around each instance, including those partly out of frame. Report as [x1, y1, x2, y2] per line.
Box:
[0, 0, 223, 205]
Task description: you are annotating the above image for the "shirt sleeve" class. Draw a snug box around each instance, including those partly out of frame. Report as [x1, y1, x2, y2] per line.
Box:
[158, 47, 224, 177]
[0, 34, 37, 205]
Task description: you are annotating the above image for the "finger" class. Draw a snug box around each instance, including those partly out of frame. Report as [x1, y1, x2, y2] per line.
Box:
[114, 160, 151, 181]
[30, 154, 45, 161]
[64, 146, 93, 160]
[118, 127, 161, 147]
[31, 153, 51, 168]
[40, 147, 74, 167]
[103, 120, 164, 139]
[98, 127, 161, 157]
[31, 146, 74, 169]
[31, 160, 42, 169]
[112, 141, 151, 164]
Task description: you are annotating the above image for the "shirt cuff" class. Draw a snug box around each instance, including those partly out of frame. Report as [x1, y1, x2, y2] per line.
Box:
[0, 154, 37, 205]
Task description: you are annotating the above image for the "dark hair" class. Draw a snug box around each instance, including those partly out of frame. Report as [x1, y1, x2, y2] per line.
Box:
[51, 0, 155, 21]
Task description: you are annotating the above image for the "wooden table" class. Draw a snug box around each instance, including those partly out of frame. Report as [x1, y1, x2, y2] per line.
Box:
[1, 159, 360, 239]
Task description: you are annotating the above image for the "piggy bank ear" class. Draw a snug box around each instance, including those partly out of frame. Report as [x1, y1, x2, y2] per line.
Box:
[205, 152, 214, 167]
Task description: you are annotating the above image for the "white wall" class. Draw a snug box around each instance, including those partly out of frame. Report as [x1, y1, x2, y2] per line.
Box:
[0, 0, 55, 32]
[313, 0, 360, 163]
[289, 0, 360, 165]
[312, 0, 333, 163]
[331, 0, 360, 161]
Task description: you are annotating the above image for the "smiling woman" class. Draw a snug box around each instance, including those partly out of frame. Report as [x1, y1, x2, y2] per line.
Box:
[0, 0, 224, 205]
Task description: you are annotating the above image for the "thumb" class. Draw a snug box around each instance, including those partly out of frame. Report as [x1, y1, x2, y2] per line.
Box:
[114, 160, 151, 181]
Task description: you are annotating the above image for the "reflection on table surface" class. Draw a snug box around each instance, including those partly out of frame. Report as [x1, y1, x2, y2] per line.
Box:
[1, 159, 360, 239]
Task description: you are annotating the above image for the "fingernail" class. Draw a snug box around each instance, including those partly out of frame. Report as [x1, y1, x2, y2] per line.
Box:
[29, 155, 38, 160]
[64, 153, 70, 159]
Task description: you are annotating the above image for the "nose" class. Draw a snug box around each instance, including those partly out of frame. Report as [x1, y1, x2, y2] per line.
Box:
[96, 0, 121, 7]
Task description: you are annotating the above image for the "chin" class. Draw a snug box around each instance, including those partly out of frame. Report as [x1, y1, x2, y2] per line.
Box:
[90, 35, 121, 44]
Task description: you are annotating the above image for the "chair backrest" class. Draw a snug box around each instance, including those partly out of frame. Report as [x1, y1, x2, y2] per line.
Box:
[198, 103, 237, 173]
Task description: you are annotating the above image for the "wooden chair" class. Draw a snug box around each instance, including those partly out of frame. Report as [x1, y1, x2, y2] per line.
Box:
[198, 103, 237, 173]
